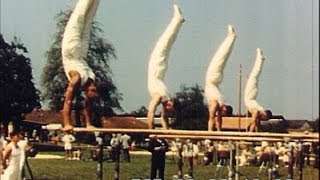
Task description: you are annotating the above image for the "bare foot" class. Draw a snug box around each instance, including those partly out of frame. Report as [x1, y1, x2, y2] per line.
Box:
[227, 25, 236, 36]
[256, 48, 265, 60]
[62, 125, 73, 132]
[173, 4, 185, 23]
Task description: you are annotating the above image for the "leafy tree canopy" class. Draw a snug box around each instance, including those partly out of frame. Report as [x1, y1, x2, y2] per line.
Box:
[171, 84, 208, 130]
[131, 106, 148, 117]
[0, 34, 41, 130]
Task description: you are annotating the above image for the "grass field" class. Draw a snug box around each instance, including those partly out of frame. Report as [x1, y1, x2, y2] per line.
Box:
[26, 151, 319, 180]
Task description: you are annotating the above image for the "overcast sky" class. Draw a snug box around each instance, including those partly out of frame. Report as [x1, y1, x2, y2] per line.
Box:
[1, 0, 319, 120]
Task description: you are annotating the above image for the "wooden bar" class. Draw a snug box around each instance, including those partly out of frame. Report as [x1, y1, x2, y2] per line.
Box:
[152, 134, 319, 142]
[73, 127, 319, 140]
[151, 134, 282, 142]
[221, 117, 254, 130]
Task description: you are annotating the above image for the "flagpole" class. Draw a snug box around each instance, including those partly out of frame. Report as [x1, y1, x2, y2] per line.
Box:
[238, 64, 242, 132]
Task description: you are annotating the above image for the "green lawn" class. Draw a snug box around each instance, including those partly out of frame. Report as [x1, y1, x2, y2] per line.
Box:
[26, 151, 319, 180]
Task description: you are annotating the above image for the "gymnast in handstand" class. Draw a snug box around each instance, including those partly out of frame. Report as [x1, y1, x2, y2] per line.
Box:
[204, 25, 236, 131]
[244, 48, 272, 132]
[61, 0, 100, 131]
[147, 4, 185, 129]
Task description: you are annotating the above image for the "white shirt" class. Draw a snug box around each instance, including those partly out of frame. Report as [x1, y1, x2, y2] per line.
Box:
[120, 134, 131, 149]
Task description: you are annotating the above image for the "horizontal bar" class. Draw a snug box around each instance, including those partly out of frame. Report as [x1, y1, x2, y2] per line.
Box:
[73, 128, 318, 140]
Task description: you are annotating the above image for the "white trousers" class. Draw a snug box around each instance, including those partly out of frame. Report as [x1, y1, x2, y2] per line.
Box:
[244, 48, 265, 113]
[62, 0, 100, 85]
[204, 28, 236, 105]
[147, 5, 184, 97]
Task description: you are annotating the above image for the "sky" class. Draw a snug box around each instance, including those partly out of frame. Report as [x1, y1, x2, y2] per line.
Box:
[0, 0, 319, 120]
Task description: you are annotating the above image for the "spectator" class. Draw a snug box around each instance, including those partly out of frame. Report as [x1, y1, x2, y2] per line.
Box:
[256, 146, 270, 166]
[312, 142, 319, 168]
[172, 138, 183, 178]
[18, 132, 32, 179]
[183, 139, 194, 178]
[110, 134, 120, 162]
[73, 148, 82, 160]
[283, 151, 290, 167]
[2, 131, 22, 180]
[239, 145, 253, 166]
[193, 141, 200, 165]
[120, 133, 131, 162]
[31, 130, 37, 142]
[147, 135, 169, 180]
[203, 139, 215, 165]
[217, 141, 230, 166]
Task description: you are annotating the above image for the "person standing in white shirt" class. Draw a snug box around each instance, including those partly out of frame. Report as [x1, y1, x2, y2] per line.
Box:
[120, 133, 131, 162]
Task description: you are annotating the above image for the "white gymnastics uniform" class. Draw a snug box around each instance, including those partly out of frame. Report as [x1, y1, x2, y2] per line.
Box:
[3, 143, 21, 180]
[244, 48, 265, 113]
[147, 5, 184, 97]
[204, 26, 236, 105]
[62, 0, 100, 85]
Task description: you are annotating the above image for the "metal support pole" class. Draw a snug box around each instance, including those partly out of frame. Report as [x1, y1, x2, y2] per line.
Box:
[25, 158, 34, 180]
[238, 64, 242, 132]
[96, 133, 103, 180]
[287, 144, 294, 179]
[185, 141, 193, 179]
[267, 168, 272, 180]
[177, 142, 183, 179]
[234, 142, 239, 180]
[267, 147, 272, 180]
[297, 142, 303, 180]
[114, 145, 120, 180]
[228, 141, 234, 180]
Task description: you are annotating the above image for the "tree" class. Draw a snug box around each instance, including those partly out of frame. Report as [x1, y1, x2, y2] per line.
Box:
[171, 84, 208, 130]
[41, 10, 123, 123]
[131, 106, 148, 117]
[0, 34, 41, 133]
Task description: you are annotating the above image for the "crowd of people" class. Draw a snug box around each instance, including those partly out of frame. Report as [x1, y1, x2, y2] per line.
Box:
[109, 133, 133, 163]
[166, 138, 319, 179]
[1, 127, 318, 180]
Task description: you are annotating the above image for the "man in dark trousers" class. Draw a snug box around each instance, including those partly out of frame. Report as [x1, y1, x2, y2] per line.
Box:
[147, 135, 169, 180]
